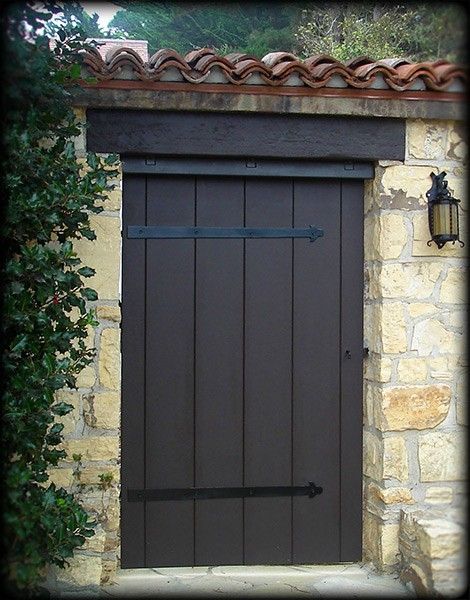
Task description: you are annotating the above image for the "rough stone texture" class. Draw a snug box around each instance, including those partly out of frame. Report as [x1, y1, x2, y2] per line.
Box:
[377, 385, 451, 431]
[96, 304, 121, 322]
[407, 119, 447, 160]
[399, 508, 467, 597]
[369, 262, 441, 299]
[73, 214, 121, 300]
[364, 213, 408, 260]
[363, 430, 383, 480]
[411, 318, 461, 356]
[407, 302, 437, 318]
[425, 487, 453, 505]
[47, 468, 74, 489]
[54, 390, 80, 436]
[368, 482, 414, 505]
[419, 432, 466, 482]
[100, 187, 121, 211]
[99, 328, 121, 390]
[439, 267, 467, 304]
[380, 165, 436, 209]
[364, 353, 393, 383]
[61, 436, 120, 462]
[75, 363, 96, 388]
[84, 391, 120, 429]
[446, 123, 467, 161]
[383, 436, 409, 482]
[396, 358, 428, 383]
[51, 554, 102, 588]
[381, 303, 408, 354]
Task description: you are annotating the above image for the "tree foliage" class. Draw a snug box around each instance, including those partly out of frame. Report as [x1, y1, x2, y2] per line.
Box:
[106, 0, 466, 62]
[1, 1, 118, 594]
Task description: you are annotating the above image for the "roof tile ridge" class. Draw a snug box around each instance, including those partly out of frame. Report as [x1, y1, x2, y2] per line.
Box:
[147, 48, 191, 72]
[261, 51, 299, 67]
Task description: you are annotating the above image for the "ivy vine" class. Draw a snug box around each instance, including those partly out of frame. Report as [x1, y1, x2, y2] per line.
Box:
[1, 2, 119, 595]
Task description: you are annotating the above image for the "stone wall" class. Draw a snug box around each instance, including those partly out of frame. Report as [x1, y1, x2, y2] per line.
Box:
[46, 112, 467, 595]
[363, 118, 467, 594]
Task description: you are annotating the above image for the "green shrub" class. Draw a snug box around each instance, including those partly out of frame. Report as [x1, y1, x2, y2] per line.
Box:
[1, 2, 118, 594]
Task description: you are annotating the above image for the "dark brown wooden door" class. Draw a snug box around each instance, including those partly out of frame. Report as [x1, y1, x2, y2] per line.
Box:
[121, 172, 363, 568]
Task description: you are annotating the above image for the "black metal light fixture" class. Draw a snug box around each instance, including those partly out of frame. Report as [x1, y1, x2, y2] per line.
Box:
[426, 171, 465, 250]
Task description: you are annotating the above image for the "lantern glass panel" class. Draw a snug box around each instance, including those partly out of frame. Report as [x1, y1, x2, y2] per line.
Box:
[432, 202, 451, 236]
[450, 202, 459, 236]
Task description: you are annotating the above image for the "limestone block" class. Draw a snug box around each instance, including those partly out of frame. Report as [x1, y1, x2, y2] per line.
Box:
[382, 303, 407, 354]
[73, 214, 121, 300]
[54, 391, 80, 436]
[78, 465, 120, 486]
[84, 391, 120, 429]
[364, 354, 392, 383]
[99, 328, 121, 390]
[363, 303, 381, 354]
[407, 119, 447, 160]
[411, 318, 460, 356]
[439, 268, 467, 304]
[381, 523, 400, 565]
[101, 559, 118, 585]
[61, 436, 119, 462]
[416, 518, 464, 559]
[363, 430, 382, 480]
[83, 525, 107, 552]
[368, 482, 414, 505]
[380, 165, 436, 209]
[397, 358, 428, 383]
[363, 511, 380, 563]
[76, 364, 96, 388]
[419, 431, 465, 481]
[373, 262, 441, 300]
[364, 213, 408, 260]
[456, 378, 467, 426]
[425, 487, 453, 505]
[47, 468, 74, 489]
[383, 436, 408, 482]
[100, 188, 121, 212]
[412, 212, 467, 258]
[377, 385, 450, 431]
[449, 309, 467, 328]
[446, 122, 467, 161]
[96, 304, 121, 322]
[53, 554, 102, 587]
[364, 384, 381, 428]
[407, 303, 437, 318]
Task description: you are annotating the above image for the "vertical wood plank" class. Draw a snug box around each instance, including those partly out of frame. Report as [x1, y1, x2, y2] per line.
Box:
[292, 179, 341, 563]
[194, 177, 244, 565]
[145, 176, 195, 566]
[340, 180, 364, 561]
[121, 174, 146, 568]
[244, 178, 292, 564]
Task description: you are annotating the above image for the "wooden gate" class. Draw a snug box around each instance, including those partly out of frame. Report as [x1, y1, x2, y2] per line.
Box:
[121, 159, 365, 567]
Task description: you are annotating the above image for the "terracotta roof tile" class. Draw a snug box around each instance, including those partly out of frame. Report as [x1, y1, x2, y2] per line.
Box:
[80, 42, 467, 94]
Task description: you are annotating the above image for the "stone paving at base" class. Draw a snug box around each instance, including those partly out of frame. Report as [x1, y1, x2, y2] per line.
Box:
[99, 563, 415, 598]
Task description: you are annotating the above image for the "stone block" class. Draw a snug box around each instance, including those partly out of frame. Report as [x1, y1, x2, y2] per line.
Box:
[83, 525, 107, 552]
[381, 523, 400, 565]
[411, 318, 461, 356]
[100, 188, 121, 212]
[407, 119, 447, 160]
[75, 364, 96, 388]
[47, 468, 74, 489]
[425, 486, 453, 505]
[61, 436, 119, 462]
[368, 482, 414, 505]
[99, 328, 121, 390]
[419, 431, 465, 482]
[364, 213, 408, 260]
[96, 304, 121, 322]
[371, 262, 441, 300]
[363, 430, 383, 481]
[446, 122, 467, 161]
[73, 214, 121, 300]
[383, 436, 408, 482]
[84, 391, 120, 429]
[100, 559, 118, 585]
[397, 358, 428, 383]
[439, 267, 467, 304]
[364, 353, 393, 383]
[407, 303, 437, 318]
[382, 303, 408, 354]
[416, 518, 464, 559]
[363, 303, 382, 354]
[380, 165, 436, 209]
[53, 554, 102, 587]
[78, 465, 120, 486]
[54, 390, 80, 436]
[377, 385, 450, 431]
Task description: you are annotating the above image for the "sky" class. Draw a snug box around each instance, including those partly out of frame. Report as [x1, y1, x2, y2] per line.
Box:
[80, 1, 121, 28]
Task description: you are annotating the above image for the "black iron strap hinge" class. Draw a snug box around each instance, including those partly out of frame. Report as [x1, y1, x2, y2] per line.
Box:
[127, 482, 323, 502]
[127, 226, 324, 243]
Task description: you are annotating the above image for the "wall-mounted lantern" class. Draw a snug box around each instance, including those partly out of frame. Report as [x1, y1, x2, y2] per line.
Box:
[426, 171, 465, 250]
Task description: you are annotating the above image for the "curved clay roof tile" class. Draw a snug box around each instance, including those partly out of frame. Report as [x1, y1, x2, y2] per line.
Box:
[262, 51, 299, 67]
[148, 49, 191, 71]
[304, 54, 343, 69]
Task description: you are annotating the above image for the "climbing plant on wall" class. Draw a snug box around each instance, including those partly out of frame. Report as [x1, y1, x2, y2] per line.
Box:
[0, 2, 119, 594]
